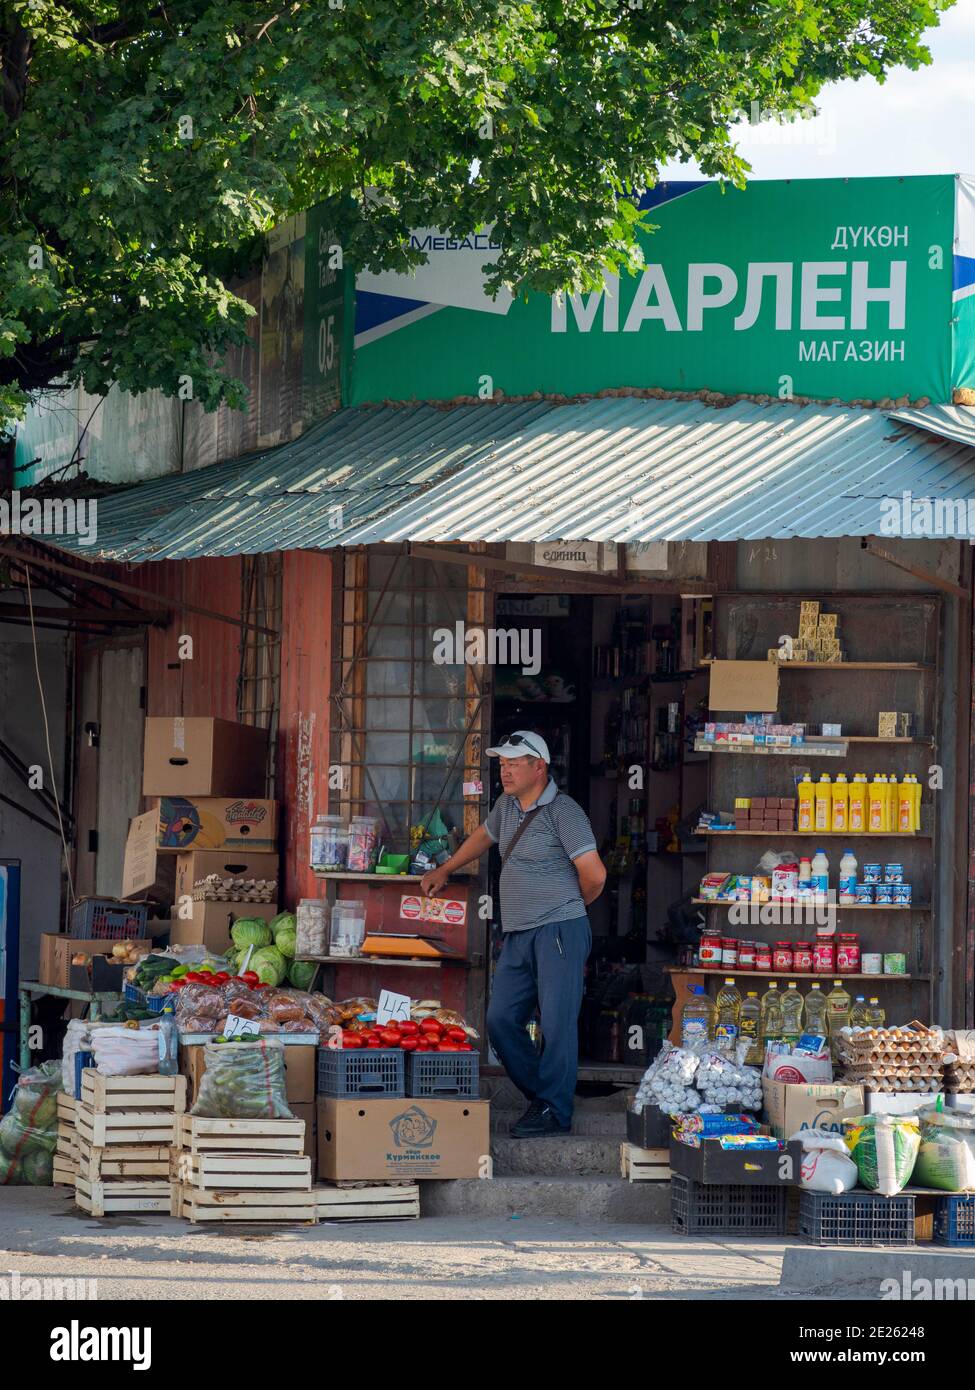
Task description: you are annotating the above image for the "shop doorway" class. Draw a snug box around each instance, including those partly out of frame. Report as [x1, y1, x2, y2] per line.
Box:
[487, 591, 712, 1075]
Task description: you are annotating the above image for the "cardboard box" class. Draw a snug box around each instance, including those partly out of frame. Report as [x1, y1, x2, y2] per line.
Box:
[143, 717, 268, 797]
[121, 811, 178, 901]
[317, 1098, 490, 1181]
[154, 797, 279, 853]
[866, 1091, 942, 1117]
[169, 899, 280, 954]
[39, 934, 151, 990]
[292, 1102, 317, 1160]
[762, 1079, 864, 1140]
[708, 660, 780, 714]
[180, 1041, 316, 1107]
[174, 849, 280, 904]
[764, 1052, 833, 1085]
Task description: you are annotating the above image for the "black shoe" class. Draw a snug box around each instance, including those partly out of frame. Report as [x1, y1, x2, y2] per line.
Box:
[508, 1099, 543, 1135]
[510, 1103, 569, 1138]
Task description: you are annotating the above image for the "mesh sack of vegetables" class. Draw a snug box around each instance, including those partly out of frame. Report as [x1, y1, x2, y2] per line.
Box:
[844, 1114, 921, 1196]
[190, 1039, 293, 1119]
[0, 1059, 62, 1185]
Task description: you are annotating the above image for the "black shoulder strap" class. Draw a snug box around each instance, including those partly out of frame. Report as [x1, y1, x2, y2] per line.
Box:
[500, 795, 561, 867]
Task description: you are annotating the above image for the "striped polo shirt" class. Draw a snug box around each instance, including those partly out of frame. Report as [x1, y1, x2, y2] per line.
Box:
[483, 778, 598, 932]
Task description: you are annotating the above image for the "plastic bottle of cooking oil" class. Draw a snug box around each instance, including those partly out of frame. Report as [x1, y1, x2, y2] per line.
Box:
[831, 773, 849, 833]
[780, 982, 805, 1041]
[804, 981, 829, 1036]
[866, 998, 886, 1027]
[814, 774, 832, 833]
[714, 978, 742, 1054]
[797, 773, 815, 832]
[740, 991, 763, 1066]
[850, 995, 869, 1026]
[680, 985, 716, 1049]
[849, 774, 868, 833]
[760, 982, 783, 1046]
[826, 979, 853, 1038]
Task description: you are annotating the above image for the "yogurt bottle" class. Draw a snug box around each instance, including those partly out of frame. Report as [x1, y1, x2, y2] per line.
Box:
[838, 849, 858, 905]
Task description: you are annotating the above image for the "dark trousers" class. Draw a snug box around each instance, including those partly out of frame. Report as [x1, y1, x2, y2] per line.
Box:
[486, 915, 592, 1128]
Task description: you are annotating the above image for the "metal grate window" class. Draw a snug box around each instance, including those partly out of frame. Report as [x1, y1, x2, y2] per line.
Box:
[237, 553, 282, 791]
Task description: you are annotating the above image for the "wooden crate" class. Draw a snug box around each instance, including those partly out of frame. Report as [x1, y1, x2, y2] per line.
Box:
[57, 1092, 77, 1124]
[619, 1143, 670, 1182]
[177, 1116, 305, 1156]
[81, 1072, 187, 1115]
[56, 1126, 79, 1162]
[314, 1184, 420, 1221]
[76, 1106, 178, 1148]
[176, 1186, 317, 1224]
[175, 1152, 312, 1191]
[75, 1177, 177, 1218]
[77, 1141, 174, 1181]
[52, 1155, 77, 1187]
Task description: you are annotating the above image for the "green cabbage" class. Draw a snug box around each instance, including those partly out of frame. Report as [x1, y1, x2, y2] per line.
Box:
[275, 926, 297, 959]
[287, 959, 317, 990]
[249, 945, 287, 986]
[269, 911, 296, 936]
[231, 918, 273, 950]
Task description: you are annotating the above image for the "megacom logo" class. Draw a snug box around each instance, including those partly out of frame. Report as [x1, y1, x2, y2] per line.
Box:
[879, 489, 975, 541]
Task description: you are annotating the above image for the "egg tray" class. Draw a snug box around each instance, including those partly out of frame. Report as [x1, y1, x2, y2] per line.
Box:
[841, 1060, 942, 1077]
[839, 1074, 942, 1094]
[838, 1049, 944, 1068]
[192, 875, 279, 904]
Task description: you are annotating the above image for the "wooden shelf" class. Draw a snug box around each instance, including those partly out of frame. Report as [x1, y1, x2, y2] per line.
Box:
[695, 740, 847, 757]
[774, 661, 932, 671]
[296, 954, 464, 969]
[826, 736, 933, 745]
[696, 830, 930, 839]
[311, 871, 470, 883]
[692, 900, 930, 912]
[665, 967, 925, 982]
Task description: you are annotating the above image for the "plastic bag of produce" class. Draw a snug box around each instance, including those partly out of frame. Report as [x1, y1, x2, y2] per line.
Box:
[912, 1106, 975, 1192]
[793, 1128, 859, 1194]
[0, 1060, 62, 1185]
[845, 1115, 921, 1196]
[176, 982, 230, 1020]
[190, 1039, 293, 1119]
[91, 1026, 160, 1076]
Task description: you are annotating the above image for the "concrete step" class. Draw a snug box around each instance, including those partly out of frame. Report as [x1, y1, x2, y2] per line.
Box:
[490, 1134, 622, 1177]
[479, 1074, 635, 1112]
[490, 1109, 626, 1139]
[420, 1174, 671, 1223]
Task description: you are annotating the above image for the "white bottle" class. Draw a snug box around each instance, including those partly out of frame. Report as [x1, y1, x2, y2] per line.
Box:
[810, 847, 830, 899]
[838, 849, 858, 905]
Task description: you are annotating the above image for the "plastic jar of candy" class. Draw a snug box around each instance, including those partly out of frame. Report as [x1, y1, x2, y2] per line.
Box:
[836, 933, 860, 973]
[346, 816, 379, 873]
[773, 940, 794, 972]
[295, 898, 330, 957]
[793, 940, 813, 972]
[310, 814, 348, 872]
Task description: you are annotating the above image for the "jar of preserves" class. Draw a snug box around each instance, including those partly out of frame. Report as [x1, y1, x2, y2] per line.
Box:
[793, 940, 813, 972]
[773, 940, 794, 972]
[721, 937, 738, 969]
[836, 933, 860, 973]
[699, 931, 723, 969]
[813, 938, 836, 973]
[755, 942, 773, 972]
[737, 940, 756, 971]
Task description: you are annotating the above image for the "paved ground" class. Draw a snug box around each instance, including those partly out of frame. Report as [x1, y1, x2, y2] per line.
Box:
[0, 1187, 857, 1300]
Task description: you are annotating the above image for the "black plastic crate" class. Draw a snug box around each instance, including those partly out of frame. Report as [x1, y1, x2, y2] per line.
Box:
[317, 1048, 404, 1098]
[933, 1195, 975, 1247]
[670, 1135, 803, 1186]
[671, 1174, 787, 1236]
[798, 1190, 915, 1247]
[406, 1051, 479, 1099]
[627, 1105, 673, 1149]
[70, 898, 149, 940]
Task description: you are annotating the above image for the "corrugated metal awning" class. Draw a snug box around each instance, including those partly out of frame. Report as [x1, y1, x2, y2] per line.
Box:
[888, 404, 975, 449]
[52, 397, 975, 561]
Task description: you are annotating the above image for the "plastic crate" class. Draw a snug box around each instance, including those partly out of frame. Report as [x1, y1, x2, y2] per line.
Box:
[317, 1048, 405, 1098]
[73, 1053, 95, 1099]
[933, 1195, 975, 1247]
[406, 1051, 479, 1100]
[122, 982, 172, 1015]
[70, 898, 148, 940]
[798, 1190, 915, 1247]
[671, 1174, 787, 1236]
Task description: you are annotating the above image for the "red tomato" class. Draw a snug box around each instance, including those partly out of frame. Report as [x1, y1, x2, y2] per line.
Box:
[446, 1026, 468, 1043]
[415, 1041, 432, 1052]
[458, 1042, 473, 1051]
[213, 972, 230, 983]
[366, 1037, 384, 1048]
[419, 1018, 443, 1036]
[169, 979, 187, 990]
[399, 1036, 419, 1051]
[397, 1020, 419, 1036]
[379, 1029, 402, 1047]
[341, 1033, 363, 1049]
[437, 1041, 459, 1052]
[240, 971, 260, 985]
[185, 972, 203, 983]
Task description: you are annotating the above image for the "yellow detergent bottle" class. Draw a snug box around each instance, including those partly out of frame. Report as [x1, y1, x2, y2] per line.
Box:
[897, 774, 913, 834]
[814, 773, 832, 833]
[887, 773, 899, 833]
[848, 774, 867, 833]
[911, 772, 922, 832]
[868, 774, 886, 833]
[831, 773, 849, 833]
[797, 773, 815, 832]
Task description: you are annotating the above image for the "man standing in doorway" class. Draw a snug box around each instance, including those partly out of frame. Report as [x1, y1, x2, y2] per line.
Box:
[420, 731, 606, 1137]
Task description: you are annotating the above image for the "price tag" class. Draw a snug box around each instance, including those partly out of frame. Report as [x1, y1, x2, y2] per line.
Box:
[223, 1014, 261, 1040]
[376, 989, 412, 1026]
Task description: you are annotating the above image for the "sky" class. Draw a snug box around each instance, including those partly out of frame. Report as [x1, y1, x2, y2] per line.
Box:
[658, 1, 975, 181]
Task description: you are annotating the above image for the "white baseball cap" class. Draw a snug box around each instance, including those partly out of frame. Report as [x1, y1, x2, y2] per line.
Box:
[485, 730, 551, 763]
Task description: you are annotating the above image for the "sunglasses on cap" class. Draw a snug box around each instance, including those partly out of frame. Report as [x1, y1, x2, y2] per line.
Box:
[500, 734, 545, 758]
